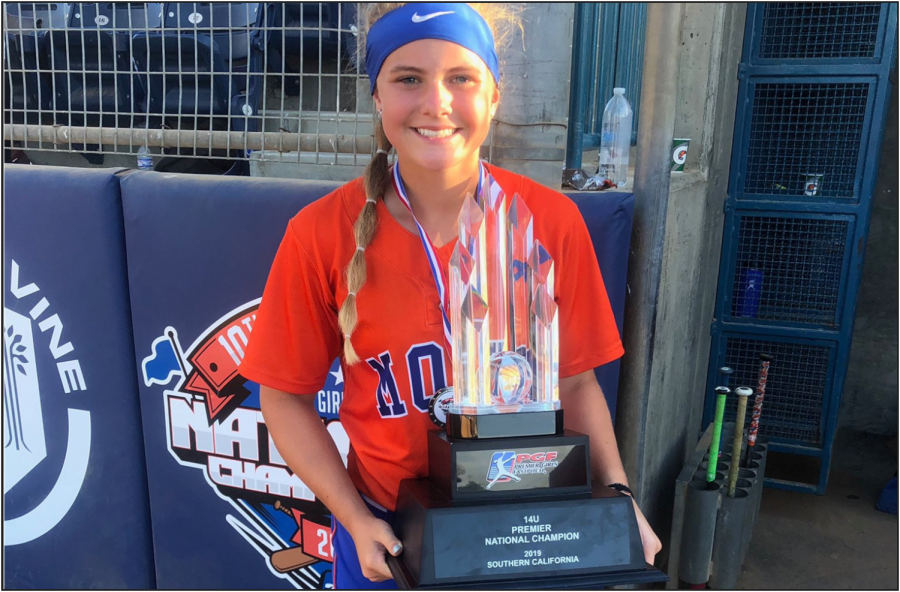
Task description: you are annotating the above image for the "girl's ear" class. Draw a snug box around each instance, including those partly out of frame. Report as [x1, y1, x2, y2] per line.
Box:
[373, 86, 382, 114]
[490, 84, 500, 119]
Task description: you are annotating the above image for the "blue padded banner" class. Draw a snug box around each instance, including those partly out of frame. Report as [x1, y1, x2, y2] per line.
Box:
[566, 190, 635, 424]
[121, 171, 633, 590]
[2, 165, 155, 589]
[122, 172, 344, 590]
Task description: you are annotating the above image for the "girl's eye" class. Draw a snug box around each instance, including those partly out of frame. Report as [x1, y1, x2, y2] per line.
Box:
[398, 76, 419, 84]
[452, 75, 472, 84]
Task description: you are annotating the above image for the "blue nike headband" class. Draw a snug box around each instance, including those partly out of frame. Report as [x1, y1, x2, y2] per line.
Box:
[365, 3, 500, 95]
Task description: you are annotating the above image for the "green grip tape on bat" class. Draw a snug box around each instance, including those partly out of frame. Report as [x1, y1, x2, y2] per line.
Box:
[708, 387, 730, 483]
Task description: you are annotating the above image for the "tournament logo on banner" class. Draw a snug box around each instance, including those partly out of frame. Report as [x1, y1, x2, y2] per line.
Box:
[142, 300, 346, 589]
[3, 260, 92, 546]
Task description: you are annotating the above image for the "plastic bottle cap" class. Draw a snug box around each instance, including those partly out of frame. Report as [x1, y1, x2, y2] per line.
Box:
[613, 87, 626, 94]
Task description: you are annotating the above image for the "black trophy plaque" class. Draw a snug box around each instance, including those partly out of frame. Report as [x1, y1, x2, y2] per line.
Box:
[387, 413, 667, 589]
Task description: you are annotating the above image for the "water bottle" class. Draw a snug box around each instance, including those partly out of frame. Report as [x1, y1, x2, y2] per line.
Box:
[735, 268, 764, 318]
[137, 146, 153, 171]
[598, 88, 633, 188]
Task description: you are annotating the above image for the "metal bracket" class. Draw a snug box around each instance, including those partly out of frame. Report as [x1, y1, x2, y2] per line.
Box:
[723, 195, 734, 214]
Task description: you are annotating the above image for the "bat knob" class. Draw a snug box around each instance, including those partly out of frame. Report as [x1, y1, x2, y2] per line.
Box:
[715, 386, 731, 395]
[759, 353, 774, 361]
[735, 386, 753, 397]
[718, 366, 734, 375]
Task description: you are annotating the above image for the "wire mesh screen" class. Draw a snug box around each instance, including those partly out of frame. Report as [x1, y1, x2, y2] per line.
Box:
[742, 82, 869, 199]
[3, 2, 378, 166]
[719, 336, 832, 445]
[730, 215, 848, 326]
[759, 3, 882, 60]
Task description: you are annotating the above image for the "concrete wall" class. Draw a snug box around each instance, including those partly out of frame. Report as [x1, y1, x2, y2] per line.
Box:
[840, 65, 898, 436]
[615, 2, 747, 562]
[486, 3, 573, 189]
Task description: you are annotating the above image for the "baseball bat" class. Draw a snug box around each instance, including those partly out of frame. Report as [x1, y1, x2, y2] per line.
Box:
[715, 367, 734, 457]
[727, 387, 753, 497]
[707, 386, 730, 488]
[744, 353, 773, 468]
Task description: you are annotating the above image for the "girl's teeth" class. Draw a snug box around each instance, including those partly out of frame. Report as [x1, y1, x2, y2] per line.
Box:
[417, 128, 455, 138]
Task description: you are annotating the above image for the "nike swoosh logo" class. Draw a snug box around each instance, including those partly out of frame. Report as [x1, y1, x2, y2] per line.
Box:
[411, 11, 454, 23]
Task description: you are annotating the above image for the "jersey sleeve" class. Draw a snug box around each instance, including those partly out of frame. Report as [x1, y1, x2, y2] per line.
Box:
[239, 220, 342, 394]
[556, 211, 625, 378]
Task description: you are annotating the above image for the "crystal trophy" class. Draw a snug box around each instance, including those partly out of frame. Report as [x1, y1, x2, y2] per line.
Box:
[444, 185, 563, 437]
[388, 176, 666, 589]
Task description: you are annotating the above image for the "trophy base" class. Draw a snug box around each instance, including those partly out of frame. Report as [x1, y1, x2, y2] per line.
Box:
[428, 429, 591, 503]
[446, 409, 564, 439]
[388, 480, 667, 589]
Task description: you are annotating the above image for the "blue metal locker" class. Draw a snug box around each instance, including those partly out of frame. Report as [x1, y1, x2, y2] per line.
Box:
[704, 3, 897, 494]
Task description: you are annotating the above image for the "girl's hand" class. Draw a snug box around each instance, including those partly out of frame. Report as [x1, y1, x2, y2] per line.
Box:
[347, 515, 404, 582]
[631, 499, 662, 565]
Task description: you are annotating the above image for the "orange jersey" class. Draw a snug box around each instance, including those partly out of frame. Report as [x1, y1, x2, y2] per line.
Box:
[239, 164, 624, 510]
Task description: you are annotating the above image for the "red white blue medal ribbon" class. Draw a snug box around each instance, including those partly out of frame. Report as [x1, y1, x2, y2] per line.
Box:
[390, 162, 486, 356]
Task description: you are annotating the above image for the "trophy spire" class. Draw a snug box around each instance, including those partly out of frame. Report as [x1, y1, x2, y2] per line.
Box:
[449, 177, 559, 415]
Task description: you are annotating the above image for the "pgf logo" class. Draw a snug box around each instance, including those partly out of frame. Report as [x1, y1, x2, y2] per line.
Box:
[486, 450, 559, 490]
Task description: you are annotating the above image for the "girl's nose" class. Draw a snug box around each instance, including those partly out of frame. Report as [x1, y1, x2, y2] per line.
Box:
[421, 80, 453, 116]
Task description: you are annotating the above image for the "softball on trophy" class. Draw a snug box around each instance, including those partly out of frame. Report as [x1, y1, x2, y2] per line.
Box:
[489, 351, 533, 406]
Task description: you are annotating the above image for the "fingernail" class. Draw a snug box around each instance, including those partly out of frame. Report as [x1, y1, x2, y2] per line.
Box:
[391, 543, 403, 555]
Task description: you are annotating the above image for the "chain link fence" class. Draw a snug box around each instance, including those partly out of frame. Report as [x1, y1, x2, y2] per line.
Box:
[3, 2, 394, 170]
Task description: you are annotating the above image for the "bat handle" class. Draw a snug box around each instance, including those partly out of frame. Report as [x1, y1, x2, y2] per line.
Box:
[744, 354, 773, 468]
[717, 366, 734, 386]
[708, 387, 730, 485]
[715, 368, 734, 458]
[727, 387, 753, 497]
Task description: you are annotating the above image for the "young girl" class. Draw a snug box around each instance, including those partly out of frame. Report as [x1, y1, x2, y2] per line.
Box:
[240, 3, 661, 588]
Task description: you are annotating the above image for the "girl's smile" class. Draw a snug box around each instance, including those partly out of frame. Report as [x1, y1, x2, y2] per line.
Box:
[413, 127, 460, 140]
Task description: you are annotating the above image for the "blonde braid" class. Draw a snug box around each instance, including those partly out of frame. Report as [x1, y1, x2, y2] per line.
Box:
[337, 118, 393, 365]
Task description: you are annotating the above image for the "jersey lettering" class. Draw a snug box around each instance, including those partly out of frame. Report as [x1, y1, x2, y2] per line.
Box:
[406, 342, 447, 413]
[366, 352, 407, 418]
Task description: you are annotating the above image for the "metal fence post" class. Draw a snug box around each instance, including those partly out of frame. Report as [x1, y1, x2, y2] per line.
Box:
[565, 2, 596, 170]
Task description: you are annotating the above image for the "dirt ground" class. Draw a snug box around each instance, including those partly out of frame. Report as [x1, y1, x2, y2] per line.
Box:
[738, 428, 898, 589]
